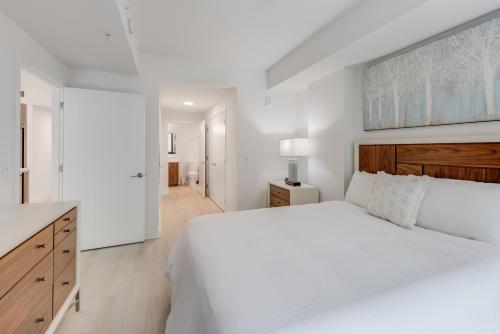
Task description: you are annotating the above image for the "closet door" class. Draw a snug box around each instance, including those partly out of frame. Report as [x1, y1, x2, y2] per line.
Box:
[62, 88, 146, 250]
[208, 110, 226, 210]
[198, 120, 206, 197]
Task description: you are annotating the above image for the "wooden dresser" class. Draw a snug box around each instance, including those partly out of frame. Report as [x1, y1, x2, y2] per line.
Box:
[168, 162, 179, 186]
[268, 181, 320, 207]
[0, 202, 80, 334]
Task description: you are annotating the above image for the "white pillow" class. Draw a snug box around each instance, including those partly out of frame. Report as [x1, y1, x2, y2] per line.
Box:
[367, 172, 430, 229]
[345, 171, 377, 209]
[417, 177, 500, 246]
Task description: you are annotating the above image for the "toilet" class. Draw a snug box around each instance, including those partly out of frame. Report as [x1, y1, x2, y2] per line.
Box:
[185, 161, 199, 186]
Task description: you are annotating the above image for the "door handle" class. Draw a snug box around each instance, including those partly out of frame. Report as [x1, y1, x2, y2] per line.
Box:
[131, 173, 144, 178]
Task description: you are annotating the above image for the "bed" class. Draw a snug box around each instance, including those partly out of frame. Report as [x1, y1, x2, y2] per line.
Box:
[165, 140, 500, 334]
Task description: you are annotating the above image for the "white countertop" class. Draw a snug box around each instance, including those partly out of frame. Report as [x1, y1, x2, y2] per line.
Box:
[0, 201, 79, 257]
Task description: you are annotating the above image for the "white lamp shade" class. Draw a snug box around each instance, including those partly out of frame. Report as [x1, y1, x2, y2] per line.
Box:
[280, 138, 309, 157]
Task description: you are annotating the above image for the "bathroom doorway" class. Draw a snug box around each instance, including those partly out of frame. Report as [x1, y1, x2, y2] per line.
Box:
[19, 69, 59, 203]
[165, 121, 202, 189]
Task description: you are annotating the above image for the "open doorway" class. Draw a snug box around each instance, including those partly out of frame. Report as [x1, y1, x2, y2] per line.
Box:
[166, 121, 202, 189]
[159, 82, 235, 214]
[19, 69, 57, 203]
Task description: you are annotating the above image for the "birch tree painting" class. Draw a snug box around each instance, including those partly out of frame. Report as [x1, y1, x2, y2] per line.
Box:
[363, 16, 500, 130]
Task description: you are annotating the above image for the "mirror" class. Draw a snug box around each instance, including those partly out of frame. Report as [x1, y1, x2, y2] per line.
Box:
[168, 132, 176, 154]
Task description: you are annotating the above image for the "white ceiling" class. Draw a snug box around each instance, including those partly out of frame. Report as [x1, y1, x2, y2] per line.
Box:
[271, 0, 500, 91]
[160, 82, 233, 113]
[0, 0, 138, 74]
[133, 0, 361, 70]
[0, 0, 361, 74]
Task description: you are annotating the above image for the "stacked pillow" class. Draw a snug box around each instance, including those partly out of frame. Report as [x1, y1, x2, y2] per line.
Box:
[366, 172, 430, 229]
[345, 171, 500, 246]
[346, 171, 430, 229]
[417, 178, 500, 246]
[345, 171, 377, 209]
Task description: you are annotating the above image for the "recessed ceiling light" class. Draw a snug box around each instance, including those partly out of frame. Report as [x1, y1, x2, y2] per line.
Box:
[184, 101, 194, 106]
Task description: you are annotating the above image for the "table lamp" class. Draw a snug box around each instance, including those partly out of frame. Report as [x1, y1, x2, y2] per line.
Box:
[280, 138, 309, 186]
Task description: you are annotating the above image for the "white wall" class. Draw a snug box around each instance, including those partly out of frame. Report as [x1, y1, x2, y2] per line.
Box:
[29, 106, 52, 202]
[164, 110, 205, 124]
[167, 122, 199, 163]
[301, 69, 352, 201]
[0, 11, 66, 205]
[237, 89, 308, 209]
[305, 70, 348, 201]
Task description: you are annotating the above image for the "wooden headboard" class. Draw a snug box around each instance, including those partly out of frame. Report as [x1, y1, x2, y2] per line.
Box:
[358, 142, 500, 183]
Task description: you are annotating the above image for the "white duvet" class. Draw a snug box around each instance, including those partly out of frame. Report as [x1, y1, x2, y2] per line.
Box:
[165, 201, 500, 334]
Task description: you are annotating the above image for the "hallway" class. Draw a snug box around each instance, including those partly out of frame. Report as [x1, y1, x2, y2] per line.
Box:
[56, 186, 221, 334]
[162, 185, 223, 249]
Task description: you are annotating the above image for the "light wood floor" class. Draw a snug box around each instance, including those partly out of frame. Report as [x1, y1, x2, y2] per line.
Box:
[56, 186, 221, 334]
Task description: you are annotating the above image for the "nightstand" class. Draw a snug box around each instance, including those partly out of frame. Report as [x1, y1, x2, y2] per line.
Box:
[268, 181, 320, 207]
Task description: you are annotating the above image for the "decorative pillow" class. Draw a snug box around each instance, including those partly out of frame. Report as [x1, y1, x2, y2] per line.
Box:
[417, 177, 500, 246]
[345, 171, 377, 209]
[367, 172, 430, 229]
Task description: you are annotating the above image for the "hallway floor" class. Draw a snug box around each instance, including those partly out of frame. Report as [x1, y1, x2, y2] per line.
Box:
[56, 186, 221, 334]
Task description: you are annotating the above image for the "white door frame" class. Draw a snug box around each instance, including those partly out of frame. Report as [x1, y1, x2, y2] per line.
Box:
[14, 66, 63, 203]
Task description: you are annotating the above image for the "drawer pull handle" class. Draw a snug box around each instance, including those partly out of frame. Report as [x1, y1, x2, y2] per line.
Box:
[63, 249, 70, 254]
[36, 277, 46, 282]
[62, 281, 70, 285]
[36, 243, 46, 249]
[64, 217, 71, 221]
[63, 228, 71, 233]
[35, 317, 45, 323]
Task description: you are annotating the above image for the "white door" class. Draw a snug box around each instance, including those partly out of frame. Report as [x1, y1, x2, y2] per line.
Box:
[62, 88, 146, 250]
[208, 110, 226, 210]
[198, 120, 206, 197]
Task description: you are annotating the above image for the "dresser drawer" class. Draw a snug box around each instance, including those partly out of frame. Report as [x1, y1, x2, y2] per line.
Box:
[53, 257, 76, 316]
[54, 207, 77, 234]
[270, 194, 290, 207]
[270, 185, 290, 202]
[0, 225, 53, 299]
[54, 220, 77, 247]
[54, 230, 77, 279]
[0, 254, 53, 334]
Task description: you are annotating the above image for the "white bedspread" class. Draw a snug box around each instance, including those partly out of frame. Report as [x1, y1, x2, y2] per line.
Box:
[165, 201, 500, 334]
